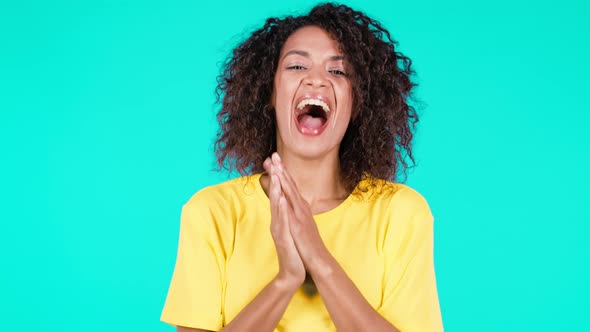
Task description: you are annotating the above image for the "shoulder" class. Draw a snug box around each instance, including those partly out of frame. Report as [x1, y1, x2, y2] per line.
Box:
[361, 178, 430, 209]
[367, 182, 435, 253]
[388, 183, 431, 215]
[184, 175, 259, 207]
[360, 179, 433, 224]
[178, 175, 261, 237]
[388, 183, 434, 231]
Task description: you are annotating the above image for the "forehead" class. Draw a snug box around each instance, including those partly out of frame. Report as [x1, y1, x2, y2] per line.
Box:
[281, 26, 343, 56]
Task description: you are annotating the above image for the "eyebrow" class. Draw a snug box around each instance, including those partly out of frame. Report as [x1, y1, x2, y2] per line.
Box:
[282, 49, 345, 61]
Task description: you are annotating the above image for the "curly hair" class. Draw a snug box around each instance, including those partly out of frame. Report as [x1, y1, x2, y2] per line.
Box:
[215, 2, 418, 193]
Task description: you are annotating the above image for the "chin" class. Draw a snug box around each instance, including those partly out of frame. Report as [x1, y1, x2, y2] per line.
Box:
[281, 136, 340, 161]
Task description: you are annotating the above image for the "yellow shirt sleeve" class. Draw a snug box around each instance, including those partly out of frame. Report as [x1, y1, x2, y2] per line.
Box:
[161, 195, 225, 331]
[377, 187, 444, 332]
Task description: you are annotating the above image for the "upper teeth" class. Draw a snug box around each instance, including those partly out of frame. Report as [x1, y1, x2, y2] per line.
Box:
[296, 99, 330, 113]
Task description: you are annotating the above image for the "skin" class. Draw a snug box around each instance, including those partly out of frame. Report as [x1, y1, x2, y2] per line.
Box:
[177, 26, 399, 332]
[272, 25, 353, 163]
[269, 26, 352, 213]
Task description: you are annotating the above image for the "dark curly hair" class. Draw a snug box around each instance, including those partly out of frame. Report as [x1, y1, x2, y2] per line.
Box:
[215, 2, 418, 193]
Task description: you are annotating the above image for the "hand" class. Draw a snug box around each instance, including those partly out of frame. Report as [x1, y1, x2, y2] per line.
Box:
[263, 157, 306, 289]
[270, 153, 330, 276]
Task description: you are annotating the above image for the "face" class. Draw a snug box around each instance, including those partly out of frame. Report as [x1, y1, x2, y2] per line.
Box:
[272, 25, 353, 160]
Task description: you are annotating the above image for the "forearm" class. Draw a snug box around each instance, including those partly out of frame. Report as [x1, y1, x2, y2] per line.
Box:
[310, 253, 400, 332]
[221, 276, 297, 332]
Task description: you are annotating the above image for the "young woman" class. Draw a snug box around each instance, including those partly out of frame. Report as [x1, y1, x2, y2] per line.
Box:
[161, 3, 443, 331]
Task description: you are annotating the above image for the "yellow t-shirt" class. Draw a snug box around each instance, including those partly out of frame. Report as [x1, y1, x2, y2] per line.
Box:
[161, 173, 443, 331]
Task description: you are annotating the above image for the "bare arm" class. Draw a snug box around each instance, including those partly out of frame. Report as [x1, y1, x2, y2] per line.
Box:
[176, 160, 303, 332]
[310, 253, 399, 332]
[176, 327, 211, 332]
[272, 153, 399, 332]
[224, 276, 300, 331]
[223, 162, 305, 331]
[179, 266, 392, 332]
[176, 276, 299, 332]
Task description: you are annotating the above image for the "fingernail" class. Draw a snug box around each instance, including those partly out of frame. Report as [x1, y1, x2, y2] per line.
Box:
[276, 154, 281, 162]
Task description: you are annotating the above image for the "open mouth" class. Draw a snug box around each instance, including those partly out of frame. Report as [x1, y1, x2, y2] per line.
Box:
[294, 98, 331, 136]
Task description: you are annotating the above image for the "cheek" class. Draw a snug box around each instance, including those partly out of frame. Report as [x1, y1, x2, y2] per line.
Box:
[337, 85, 354, 117]
[272, 81, 293, 127]
[274, 77, 295, 110]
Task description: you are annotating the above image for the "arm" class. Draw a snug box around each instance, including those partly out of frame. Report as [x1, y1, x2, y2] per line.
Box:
[310, 254, 400, 332]
[300, 185, 443, 331]
[163, 160, 305, 332]
[310, 193, 443, 332]
[216, 162, 304, 331]
[271, 154, 399, 332]
[175, 277, 297, 332]
[221, 276, 299, 331]
[176, 261, 398, 332]
[213, 161, 304, 331]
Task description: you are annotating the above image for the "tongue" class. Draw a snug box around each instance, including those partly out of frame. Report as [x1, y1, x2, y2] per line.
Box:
[299, 114, 325, 129]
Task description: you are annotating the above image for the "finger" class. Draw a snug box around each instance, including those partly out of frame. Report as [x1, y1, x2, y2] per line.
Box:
[271, 152, 281, 166]
[269, 153, 292, 200]
[275, 164, 305, 209]
[271, 153, 306, 214]
[271, 153, 287, 173]
[277, 160, 299, 191]
[279, 194, 296, 243]
[263, 157, 272, 174]
[270, 154, 300, 194]
[269, 174, 280, 222]
[271, 152, 287, 175]
[271, 174, 282, 205]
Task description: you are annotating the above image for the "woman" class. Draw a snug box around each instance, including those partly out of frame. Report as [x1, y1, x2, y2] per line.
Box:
[161, 3, 443, 331]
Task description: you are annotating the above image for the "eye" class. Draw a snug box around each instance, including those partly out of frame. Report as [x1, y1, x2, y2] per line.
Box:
[329, 69, 347, 76]
[287, 65, 307, 70]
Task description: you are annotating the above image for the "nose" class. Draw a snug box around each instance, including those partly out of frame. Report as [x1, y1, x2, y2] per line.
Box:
[303, 68, 328, 88]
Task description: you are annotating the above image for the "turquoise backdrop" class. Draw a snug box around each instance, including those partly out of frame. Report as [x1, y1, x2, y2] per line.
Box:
[1, 0, 588, 331]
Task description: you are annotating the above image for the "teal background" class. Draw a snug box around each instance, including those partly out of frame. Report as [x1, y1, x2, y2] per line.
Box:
[1, 0, 588, 331]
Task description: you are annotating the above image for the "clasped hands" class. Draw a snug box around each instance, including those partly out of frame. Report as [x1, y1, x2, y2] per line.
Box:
[263, 153, 331, 290]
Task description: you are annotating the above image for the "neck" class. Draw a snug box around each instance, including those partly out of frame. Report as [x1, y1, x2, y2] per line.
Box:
[277, 148, 348, 205]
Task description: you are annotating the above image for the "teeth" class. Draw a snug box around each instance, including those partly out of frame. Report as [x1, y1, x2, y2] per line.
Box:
[296, 99, 330, 113]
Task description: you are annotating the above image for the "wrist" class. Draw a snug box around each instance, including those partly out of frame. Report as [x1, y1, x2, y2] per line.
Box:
[273, 273, 303, 293]
[307, 248, 337, 281]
